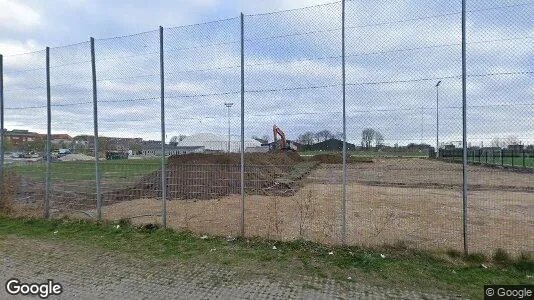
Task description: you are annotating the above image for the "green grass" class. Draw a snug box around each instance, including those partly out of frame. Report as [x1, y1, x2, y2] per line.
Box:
[6, 159, 161, 182]
[447, 155, 534, 168]
[0, 217, 531, 299]
[485, 156, 534, 168]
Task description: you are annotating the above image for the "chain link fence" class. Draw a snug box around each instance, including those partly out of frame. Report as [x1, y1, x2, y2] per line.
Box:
[1, 0, 532, 255]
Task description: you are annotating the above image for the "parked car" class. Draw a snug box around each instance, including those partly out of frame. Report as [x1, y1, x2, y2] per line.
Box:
[10, 152, 24, 158]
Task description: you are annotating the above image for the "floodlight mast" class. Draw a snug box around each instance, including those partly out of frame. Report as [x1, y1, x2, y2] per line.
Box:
[436, 80, 442, 158]
[224, 102, 233, 153]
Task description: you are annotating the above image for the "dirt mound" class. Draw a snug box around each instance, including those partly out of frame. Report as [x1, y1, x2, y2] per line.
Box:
[103, 152, 305, 202]
[167, 152, 302, 166]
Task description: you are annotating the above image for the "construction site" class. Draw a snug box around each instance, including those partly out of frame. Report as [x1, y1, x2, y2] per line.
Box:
[1, 0, 532, 261]
[5, 147, 532, 255]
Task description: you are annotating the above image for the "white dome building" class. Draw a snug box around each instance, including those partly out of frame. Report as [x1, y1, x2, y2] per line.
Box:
[178, 133, 262, 153]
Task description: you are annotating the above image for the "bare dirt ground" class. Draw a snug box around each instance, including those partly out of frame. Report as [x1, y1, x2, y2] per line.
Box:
[339, 158, 534, 192]
[8, 157, 533, 255]
[99, 159, 534, 255]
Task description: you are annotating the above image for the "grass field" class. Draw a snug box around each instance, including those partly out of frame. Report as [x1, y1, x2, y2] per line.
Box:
[6, 159, 161, 182]
[0, 217, 532, 299]
[447, 155, 534, 168]
[5, 150, 426, 183]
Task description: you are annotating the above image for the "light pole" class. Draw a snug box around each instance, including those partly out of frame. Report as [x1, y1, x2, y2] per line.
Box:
[435, 80, 441, 158]
[224, 102, 233, 153]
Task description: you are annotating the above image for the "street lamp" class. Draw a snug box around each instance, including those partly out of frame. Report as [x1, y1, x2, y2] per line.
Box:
[224, 102, 233, 153]
[435, 80, 442, 158]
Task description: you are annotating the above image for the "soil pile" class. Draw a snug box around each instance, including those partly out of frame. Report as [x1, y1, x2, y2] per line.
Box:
[58, 154, 95, 162]
[103, 152, 304, 202]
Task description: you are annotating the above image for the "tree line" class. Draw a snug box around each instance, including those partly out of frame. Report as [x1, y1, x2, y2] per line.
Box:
[295, 128, 384, 148]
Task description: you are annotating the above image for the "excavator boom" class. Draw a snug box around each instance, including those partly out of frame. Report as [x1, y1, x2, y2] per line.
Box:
[272, 124, 296, 151]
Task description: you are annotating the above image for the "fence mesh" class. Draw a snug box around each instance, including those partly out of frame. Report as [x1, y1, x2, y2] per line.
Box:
[244, 2, 344, 243]
[47, 42, 94, 218]
[94, 31, 163, 224]
[343, 0, 464, 251]
[3, 50, 48, 217]
[465, 0, 534, 253]
[1, 0, 532, 255]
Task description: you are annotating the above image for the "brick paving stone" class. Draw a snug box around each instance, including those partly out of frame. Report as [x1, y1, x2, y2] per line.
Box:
[0, 237, 459, 300]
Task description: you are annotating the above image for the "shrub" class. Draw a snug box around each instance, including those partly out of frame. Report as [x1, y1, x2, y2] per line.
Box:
[493, 248, 511, 264]
[512, 252, 534, 271]
[0, 172, 18, 216]
[465, 252, 486, 263]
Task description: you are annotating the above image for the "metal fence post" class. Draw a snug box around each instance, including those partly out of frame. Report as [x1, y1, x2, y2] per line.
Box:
[461, 0, 469, 255]
[341, 0, 347, 245]
[239, 12, 245, 237]
[44, 47, 52, 219]
[160, 26, 167, 228]
[523, 151, 526, 168]
[501, 149, 504, 166]
[90, 37, 102, 220]
[0, 54, 4, 207]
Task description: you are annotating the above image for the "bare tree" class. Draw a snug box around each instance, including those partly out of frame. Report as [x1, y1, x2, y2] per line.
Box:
[315, 130, 334, 142]
[490, 138, 504, 148]
[297, 132, 316, 145]
[491, 136, 521, 148]
[333, 131, 343, 140]
[362, 128, 375, 148]
[374, 131, 384, 147]
[505, 135, 521, 146]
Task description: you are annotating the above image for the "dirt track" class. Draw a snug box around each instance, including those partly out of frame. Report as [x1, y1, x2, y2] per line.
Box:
[100, 160, 534, 255]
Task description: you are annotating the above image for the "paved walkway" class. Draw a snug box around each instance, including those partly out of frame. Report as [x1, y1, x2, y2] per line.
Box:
[0, 237, 456, 299]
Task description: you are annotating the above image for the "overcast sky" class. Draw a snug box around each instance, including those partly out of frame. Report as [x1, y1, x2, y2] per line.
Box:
[1, 0, 533, 147]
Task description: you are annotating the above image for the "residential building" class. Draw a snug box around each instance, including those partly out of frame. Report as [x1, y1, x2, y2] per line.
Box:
[3, 129, 44, 146]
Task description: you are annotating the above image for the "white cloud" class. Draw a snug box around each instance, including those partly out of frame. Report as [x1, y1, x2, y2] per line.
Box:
[0, 0, 41, 30]
[1, 0, 532, 146]
[0, 39, 41, 55]
[239, 0, 335, 14]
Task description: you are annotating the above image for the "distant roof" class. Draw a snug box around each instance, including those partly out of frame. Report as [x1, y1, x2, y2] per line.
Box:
[180, 133, 259, 143]
[179, 133, 261, 152]
[5, 130, 40, 137]
[143, 145, 204, 150]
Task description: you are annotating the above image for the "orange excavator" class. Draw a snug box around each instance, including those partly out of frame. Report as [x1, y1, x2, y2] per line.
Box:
[272, 125, 297, 151]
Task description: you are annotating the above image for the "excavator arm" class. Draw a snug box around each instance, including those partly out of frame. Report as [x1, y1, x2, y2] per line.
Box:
[273, 125, 287, 149]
